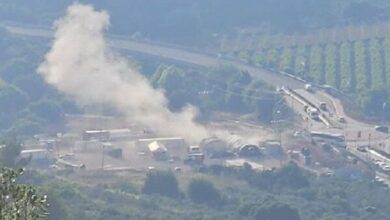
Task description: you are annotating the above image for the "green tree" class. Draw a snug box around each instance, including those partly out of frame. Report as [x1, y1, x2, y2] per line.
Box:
[324, 44, 338, 88]
[309, 45, 325, 84]
[13, 74, 49, 101]
[0, 168, 48, 219]
[279, 47, 294, 73]
[339, 42, 353, 92]
[0, 136, 22, 168]
[294, 46, 308, 77]
[252, 50, 267, 66]
[238, 50, 250, 63]
[242, 80, 272, 107]
[382, 38, 390, 85]
[187, 179, 221, 205]
[359, 88, 388, 116]
[369, 39, 385, 89]
[265, 48, 280, 68]
[29, 100, 62, 124]
[354, 41, 370, 91]
[152, 65, 186, 92]
[224, 86, 247, 113]
[0, 85, 29, 114]
[274, 162, 309, 189]
[0, 58, 33, 82]
[252, 201, 301, 220]
[142, 171, 180, 198]
[7, 118, 42, 136]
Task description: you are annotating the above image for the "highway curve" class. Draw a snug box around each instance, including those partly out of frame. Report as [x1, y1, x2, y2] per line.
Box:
[3, 24, 304, 90]
[4, 23, 390, 183]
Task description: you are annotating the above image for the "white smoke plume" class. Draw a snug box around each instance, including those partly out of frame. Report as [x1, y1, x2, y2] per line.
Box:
[38, 3, 208, 143]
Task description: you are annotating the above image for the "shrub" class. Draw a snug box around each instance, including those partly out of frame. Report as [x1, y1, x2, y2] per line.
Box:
[142, 171, 180, 198]
[187, 178, 221, 205]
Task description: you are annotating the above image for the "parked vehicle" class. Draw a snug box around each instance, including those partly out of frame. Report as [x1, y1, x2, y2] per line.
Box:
[319, 102, 327, 111]
[338, 116, 346, 123]
[304, 84, 313, 92]
[307, 108, 319, 120]
[375, 125, 389, 133]
[356, 145, 367, 152]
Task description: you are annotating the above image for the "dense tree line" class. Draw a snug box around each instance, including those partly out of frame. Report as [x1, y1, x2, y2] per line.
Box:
[150, 64, 282, 123]
[1, 1, 389, 46]
[14, 163, 389, 220]
[339, 42, 354, 92]
[0, 30, 78, 136]
[237, 36, 390, 120]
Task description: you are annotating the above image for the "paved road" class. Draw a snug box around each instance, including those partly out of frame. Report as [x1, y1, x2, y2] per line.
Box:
[4, 23, 387, 143]
[4, 24, 390, 183]
[4, 24, 304, 90]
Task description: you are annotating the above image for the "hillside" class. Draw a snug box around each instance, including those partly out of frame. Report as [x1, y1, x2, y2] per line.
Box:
[1, 1, 390, 45]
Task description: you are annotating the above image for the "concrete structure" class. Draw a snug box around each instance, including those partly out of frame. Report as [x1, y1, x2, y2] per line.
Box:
[19, 149, 48, 161]
[200, 136, 262, 157]
[56, 159, 85, 170]
[189, 145, 201, 153]
[74, 140, 102, 152]
[224, 159, 264, 171]
[82, 130, 110, 141]
[262, 141, 283, 157]
[108, 129, 132, 140]
[200, 137, 229, 155]
[227, 135, 262, 157]
[185, 153, 205, 165]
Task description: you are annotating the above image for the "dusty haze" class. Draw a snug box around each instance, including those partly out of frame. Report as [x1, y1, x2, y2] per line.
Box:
[38, 3, 209, 143]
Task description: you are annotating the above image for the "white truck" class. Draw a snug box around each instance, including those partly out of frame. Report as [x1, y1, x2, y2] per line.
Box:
[304, 84, 313, 92]
[307, 107, 319, 120]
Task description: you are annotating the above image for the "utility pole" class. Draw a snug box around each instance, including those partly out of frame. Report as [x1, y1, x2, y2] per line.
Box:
[279, 127, 283, 167]
[271, 109, 284, 166]
[383, 102, 387, 124]
[101, 144, 105, 170]
[368, 133, 371, 148]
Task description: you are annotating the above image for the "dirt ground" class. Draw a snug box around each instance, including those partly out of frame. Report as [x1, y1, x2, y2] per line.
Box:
[39, 112, 285, 173]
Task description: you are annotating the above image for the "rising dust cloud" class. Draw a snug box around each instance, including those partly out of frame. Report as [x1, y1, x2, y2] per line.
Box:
[38, 3, 209, 143]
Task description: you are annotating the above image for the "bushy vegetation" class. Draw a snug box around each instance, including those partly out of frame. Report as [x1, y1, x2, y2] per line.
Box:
[239, 198, 302, 220]
[142, 171, 180, 198]
[187, 179, 221, 205]
[0, 168, 48, 219]
[0, 136, 25, 168]
[2, 0, 390, 121]
[0, 29, 79, 136]
[0, 28, 283, 138]
[1, 1, 390, 46]
[13, 163, 389, 220]
[150, 64, 284, 123]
